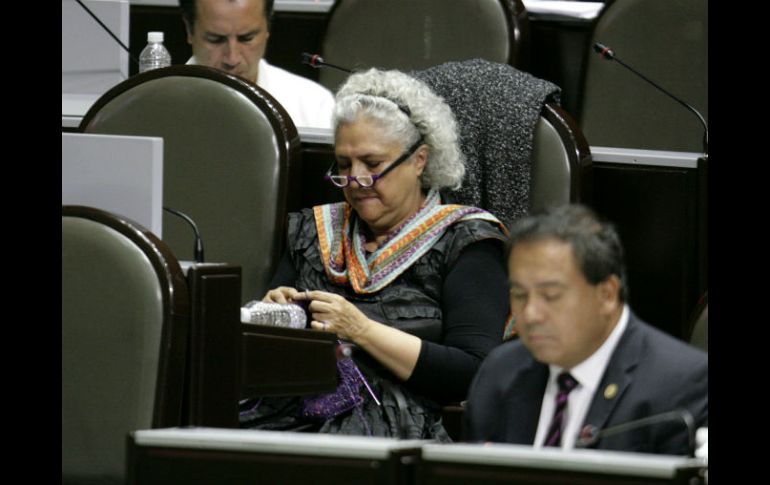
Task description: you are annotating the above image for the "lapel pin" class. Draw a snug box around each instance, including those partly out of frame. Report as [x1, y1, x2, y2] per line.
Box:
[604, 383, 618, 399]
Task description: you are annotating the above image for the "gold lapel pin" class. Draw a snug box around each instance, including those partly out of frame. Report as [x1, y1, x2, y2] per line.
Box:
[604, 383, 618, 399]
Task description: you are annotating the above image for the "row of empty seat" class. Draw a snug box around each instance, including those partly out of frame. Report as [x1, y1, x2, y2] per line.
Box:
[314, 0, 706, 152]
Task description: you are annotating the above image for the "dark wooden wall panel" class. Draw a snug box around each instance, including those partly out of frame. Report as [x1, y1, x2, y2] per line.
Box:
[591, 163, 701, 340]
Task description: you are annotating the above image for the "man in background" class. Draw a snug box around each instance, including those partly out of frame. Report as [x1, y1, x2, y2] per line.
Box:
[181, 0, 334, 129]
[465, 204, 707, 455]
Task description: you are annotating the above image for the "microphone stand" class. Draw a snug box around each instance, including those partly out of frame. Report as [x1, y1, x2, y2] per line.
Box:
[163, 206, 205, 263]
[593, 42, 709, 306]
[578, 409, 696, 457]
[593, 43, 708, 156]
[301, 53, 352, 74]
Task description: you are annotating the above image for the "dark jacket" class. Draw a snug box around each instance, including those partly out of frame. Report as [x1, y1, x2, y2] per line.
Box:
[465, 312, 708, 455]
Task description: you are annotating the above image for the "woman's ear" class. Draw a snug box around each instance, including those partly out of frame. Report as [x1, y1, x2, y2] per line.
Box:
[413, 145, 429, 176]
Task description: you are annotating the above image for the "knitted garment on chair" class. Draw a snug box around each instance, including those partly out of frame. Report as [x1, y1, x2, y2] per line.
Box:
[411, 59, 561, 225]
[314, 189, 504, 294]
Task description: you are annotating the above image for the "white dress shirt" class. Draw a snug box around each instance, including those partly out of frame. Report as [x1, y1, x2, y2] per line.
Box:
[534, 305, 630, 450]
[187, 57, 335, 129]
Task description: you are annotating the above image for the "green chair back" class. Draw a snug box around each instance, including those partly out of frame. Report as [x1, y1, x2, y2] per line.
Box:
[579, 0, 708, 152]
[62, 205, 189, 483]
[80, 65, 301, 303]
[319, 0, 529, 92]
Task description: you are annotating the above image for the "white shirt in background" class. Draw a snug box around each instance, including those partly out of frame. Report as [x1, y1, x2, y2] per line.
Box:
[187, 57, 335, 130]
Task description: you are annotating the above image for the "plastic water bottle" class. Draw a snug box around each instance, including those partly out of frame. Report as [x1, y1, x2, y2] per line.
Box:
[138, 31, 171, 73]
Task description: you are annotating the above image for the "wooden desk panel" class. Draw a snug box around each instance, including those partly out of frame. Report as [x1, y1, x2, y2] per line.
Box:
[240, 325, 338, 397]
[591, 162, 703, 339]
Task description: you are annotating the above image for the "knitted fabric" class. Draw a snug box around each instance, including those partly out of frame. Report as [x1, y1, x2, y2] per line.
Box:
[411, 59, 561, 225]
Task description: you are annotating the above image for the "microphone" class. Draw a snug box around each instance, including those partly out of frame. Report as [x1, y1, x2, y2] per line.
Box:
[163, 206, 204, 263]
[74, 0, 139, 69]
[301, 53, 352, 73]
[592, 42, 708, 155]
[576, 409, 696, 457]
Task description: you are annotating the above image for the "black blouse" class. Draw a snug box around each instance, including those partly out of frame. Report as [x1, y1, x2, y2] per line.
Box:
[267, 208, 510, 404]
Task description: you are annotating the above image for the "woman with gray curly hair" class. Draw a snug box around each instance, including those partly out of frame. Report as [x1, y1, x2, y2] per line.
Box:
[332, 68, 465, 191]
[243, 68, 510, 440]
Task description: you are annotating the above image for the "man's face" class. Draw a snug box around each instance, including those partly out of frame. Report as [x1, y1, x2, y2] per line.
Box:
[508, 238, 619, 369]
[185, 0, 270, 83]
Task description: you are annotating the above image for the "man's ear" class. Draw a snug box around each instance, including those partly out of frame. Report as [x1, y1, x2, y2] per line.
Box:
[183, 18, 194, 45]
[597, 275, 621, 313]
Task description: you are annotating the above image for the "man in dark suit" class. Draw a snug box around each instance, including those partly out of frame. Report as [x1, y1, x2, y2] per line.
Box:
[465, 205, 707, 455]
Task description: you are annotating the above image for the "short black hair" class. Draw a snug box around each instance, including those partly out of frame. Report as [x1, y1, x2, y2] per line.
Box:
[180, 0, 275, 31]
[506, 204, 629, 302]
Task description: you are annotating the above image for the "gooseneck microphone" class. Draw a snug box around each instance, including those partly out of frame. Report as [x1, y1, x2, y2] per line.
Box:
[74, 0, 139, 68]
[163, 207, 204, 263]
[592, 42, 708, 155]
[576, 408, 696, 457]
[301, 53, 352, 74]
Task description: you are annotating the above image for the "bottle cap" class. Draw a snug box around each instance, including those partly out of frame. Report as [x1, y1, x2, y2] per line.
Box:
[147, 31, 164, 43]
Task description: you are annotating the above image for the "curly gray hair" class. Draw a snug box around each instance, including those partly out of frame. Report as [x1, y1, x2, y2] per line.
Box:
[333, 68, 465, 190]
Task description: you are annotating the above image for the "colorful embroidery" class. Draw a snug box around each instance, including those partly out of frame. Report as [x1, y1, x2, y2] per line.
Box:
[314, 189, 505, 294]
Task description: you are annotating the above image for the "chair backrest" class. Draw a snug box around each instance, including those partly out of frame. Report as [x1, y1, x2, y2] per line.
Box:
[318, 0, 529, 92]
[579, 0, 708, 152]
[62, 205, 189, 483]
[530, 102, 592, 213]
[412, 59, 590, 224]
[80, 65, 301, 303]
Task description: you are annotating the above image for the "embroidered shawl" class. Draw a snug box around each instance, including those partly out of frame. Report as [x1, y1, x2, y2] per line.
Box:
[314, 189, 505, 294]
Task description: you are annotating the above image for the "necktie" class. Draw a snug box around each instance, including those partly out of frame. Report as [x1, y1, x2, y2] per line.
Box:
[543, 371, 579, 447]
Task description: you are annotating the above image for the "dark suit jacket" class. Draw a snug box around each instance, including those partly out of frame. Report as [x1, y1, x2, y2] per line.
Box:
[464, 312, 708, 455]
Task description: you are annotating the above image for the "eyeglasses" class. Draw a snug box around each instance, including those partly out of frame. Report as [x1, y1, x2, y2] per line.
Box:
[324, 138, 424, 188]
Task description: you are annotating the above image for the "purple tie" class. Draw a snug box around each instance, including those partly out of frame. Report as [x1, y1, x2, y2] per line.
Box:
[543, 372, 579, 447]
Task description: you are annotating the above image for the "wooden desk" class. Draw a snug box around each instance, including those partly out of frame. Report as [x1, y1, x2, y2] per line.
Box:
[126, 428, 707, 485]
[240, 324, 338, 397]
[128, 427, 426, 485]
[417, 442, 707, 485]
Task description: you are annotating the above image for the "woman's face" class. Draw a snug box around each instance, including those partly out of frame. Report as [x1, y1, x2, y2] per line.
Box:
[334, 117, 427, 237]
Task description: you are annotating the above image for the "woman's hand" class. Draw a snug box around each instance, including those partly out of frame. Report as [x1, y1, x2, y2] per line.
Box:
[262, 286, 303, 304]
[295, 290, 422, 380]
[296, 290, 373, 342]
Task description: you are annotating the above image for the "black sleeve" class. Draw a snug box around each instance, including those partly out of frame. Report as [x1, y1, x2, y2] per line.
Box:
[264, 250, 298, 296]
[406, 238, 510, 403]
